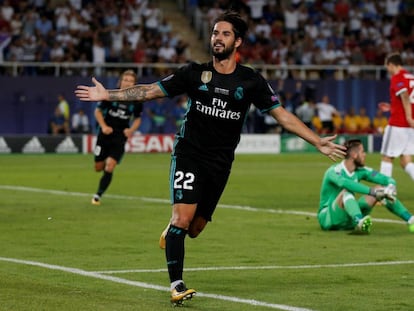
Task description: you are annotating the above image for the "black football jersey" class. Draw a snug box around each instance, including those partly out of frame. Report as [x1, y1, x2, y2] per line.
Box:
[96, 101, 142, 137]
[159, 61, 281, 165]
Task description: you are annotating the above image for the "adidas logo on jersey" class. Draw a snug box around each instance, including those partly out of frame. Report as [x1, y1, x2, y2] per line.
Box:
[55, 137, 79, 153]
[22, 136, 45, 153]
[0, 137, 11, 153]
[198, 84, 208, 91]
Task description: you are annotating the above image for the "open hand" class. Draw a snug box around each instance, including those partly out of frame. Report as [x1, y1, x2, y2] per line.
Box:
[75, 77, 109, 102]
[317, 135, 347, 161]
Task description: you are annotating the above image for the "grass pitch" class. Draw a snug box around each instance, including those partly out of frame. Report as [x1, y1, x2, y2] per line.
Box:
[1, 152, 413, 311]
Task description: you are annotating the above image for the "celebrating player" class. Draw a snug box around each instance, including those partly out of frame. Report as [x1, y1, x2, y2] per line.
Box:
[91, 70, 142, 206]
[318, 139, 414, 233]
[379, 53, 414, 181]
[76, 11, 346, 305]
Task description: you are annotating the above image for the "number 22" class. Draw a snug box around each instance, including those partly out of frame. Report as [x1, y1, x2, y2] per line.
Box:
[174, 171, 195, 190]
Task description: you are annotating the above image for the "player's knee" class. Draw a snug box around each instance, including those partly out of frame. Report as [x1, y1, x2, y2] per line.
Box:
[171, 216, 192, 230]
[188, 217, 207, 238]
[342, 191, 355, 205]
[105, 159, 117, 172]
[188, 231, 199, 239]
[188, 227, 202, 238]
[105, 167, 115, 173]
[94, 164, 104, 172]
[105, 163, 116, 172]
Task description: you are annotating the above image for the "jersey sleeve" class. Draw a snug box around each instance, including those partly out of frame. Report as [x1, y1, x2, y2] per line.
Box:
[96, 101, 109, 110]
[133, 102, 143, 118]
[158, 63, 192, 98]
[391, 74, 408, 97]
[326, 167, 371, 195]
[251, 73, 281, 113]
[358, 166, 396, 186]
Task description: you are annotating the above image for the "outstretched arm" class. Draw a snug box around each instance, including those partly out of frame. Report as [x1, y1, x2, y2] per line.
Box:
[327, 169, 395, 201]
[75, 77, 166, 102]
[270, 106, 346, 161]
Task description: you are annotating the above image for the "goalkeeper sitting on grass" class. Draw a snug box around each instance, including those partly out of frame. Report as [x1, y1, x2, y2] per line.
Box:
[318, 139, 414, 233]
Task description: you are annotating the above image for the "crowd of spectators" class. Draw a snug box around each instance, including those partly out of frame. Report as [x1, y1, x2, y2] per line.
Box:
[1, 0, 401, 135]
[1, 0, 413, 78]
[309, 104, 389, 135]
[194, 0, 414, 79]
[0, 0, 191, 76]
[244, 82, 389, 135]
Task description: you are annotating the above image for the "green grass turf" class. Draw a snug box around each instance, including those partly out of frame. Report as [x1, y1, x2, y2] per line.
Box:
[0, 152, 413, 311]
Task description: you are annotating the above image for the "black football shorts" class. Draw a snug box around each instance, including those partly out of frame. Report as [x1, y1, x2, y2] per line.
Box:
[169, 154, 230, 221]
[94, 134, 126, 163]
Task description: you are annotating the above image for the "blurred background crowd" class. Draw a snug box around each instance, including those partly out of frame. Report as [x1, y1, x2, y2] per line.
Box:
[1, 0, 413, 71]
[0, 0, 410, 135]
[196, 0, 414, 70]
[0, 0, 192, 76]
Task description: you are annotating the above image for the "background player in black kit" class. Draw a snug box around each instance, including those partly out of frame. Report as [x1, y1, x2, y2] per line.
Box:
[76, 11, 346, 304]
[91, 70, 142, 206]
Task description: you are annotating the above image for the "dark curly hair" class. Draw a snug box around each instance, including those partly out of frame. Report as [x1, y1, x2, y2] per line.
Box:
[213, 11, 248, 40]
[344, 139, 362, 158]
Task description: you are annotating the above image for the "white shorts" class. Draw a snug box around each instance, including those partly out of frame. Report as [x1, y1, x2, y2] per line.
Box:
[380, 125, 414, 157]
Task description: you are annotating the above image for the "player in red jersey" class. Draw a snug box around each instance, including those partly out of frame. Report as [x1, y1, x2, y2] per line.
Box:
[380, 53, 414, 180]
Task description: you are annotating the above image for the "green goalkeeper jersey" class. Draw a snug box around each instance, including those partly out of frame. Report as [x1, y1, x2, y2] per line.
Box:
[319, 161, 396, 212]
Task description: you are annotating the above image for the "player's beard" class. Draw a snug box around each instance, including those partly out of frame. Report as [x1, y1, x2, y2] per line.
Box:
[211, 41, 236, 61]
[354, 157, 364, 168]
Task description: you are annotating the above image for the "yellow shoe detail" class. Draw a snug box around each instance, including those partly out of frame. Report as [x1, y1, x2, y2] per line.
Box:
[171, 287, 196, 303]
[91, 197, 101, 206]
[159, 224, 169, 249]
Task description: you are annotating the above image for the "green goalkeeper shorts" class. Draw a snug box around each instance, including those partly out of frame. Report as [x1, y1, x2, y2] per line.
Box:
[318, 201, 354, 230]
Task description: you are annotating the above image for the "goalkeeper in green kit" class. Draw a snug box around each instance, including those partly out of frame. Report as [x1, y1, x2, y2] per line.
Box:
[318, 139, 414, 233]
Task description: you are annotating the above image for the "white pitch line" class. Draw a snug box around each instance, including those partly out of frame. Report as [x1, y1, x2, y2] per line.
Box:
[0, 185, 405, 224]
[0, 185, 410, 310]
[0, 185, 168, 203]
[91, 260, 414, 274]
[0, 257, 315, 311]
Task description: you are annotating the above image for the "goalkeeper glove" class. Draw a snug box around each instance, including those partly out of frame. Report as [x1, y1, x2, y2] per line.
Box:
[384, 184, 397, 202]
[369, 187, 386, 201]
[369, 185, 396, 202]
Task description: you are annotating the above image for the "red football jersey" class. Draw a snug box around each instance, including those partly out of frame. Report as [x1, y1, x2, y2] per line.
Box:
[389, 68, 414, 127]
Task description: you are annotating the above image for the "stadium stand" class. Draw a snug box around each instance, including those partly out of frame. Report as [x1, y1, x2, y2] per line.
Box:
[1, 0, 413, 80]
[180, 0, 414, 72]
[0, 0, 202, 75]
[0, 0, 411, 135]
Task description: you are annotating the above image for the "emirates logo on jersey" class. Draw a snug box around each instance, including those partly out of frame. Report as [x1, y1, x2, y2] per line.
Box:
[195, 99, 241, 120]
